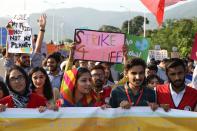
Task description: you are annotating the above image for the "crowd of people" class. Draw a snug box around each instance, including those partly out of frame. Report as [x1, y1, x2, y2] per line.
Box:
[0, 14, 197, 113]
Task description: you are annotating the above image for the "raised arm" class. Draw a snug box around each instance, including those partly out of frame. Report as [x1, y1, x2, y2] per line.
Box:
[34, 14, 47, 54]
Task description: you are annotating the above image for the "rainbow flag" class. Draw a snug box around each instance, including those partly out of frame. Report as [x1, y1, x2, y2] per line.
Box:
[60, 68, 78, 106]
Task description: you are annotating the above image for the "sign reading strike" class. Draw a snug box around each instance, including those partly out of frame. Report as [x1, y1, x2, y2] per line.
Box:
[74, 29, 125, 63]
[7, 15, 33, 54]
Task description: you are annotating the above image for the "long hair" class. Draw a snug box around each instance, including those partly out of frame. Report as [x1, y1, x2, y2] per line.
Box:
[29, 67, 53, 100]
[0, 81, 9, 98]
[6, 65, 30, 95]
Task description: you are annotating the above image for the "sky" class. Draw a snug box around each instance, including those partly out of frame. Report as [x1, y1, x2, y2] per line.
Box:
[0, 0, 195, 17]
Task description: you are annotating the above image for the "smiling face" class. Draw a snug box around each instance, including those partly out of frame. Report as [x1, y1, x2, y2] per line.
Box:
[126, 65, 145, 88]
[9, 69, 26, 94]
[32, 71, 46, 89]
[76, 72, 92, 94]
[47, 58, 58, 72]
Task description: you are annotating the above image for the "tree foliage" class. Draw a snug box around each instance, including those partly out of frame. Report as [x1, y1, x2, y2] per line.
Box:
[121, 16, 149, 35]
[147, 18, 197, 57]
[98, 25, 121, 33]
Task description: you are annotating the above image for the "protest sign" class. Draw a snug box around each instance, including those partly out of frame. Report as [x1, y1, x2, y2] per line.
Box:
[7, 15, 33, 54]
[191, 33, 197, 60]
[1, 107, 197, 131]
[74, 29, 125, 63]
[148, 50, 168, 60]
[0, 27, 7, 47]
[115, 35, 150, 72]
[171, 52, 180, 58]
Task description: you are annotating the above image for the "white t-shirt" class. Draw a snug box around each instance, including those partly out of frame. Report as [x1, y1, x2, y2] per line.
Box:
[192, 65, 197, 89]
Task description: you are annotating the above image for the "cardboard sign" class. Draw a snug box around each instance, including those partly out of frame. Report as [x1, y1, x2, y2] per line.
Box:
[74, 29, 125, 63]
[191, 33, 197, 60]
[7, 15, 33, 54]
[148, 50, 168, 60]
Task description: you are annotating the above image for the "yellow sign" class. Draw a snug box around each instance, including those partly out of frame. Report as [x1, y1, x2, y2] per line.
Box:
[1, 107, 197, 131]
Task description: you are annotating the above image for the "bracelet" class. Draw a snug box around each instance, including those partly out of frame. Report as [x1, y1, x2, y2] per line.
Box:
[40, 29, 45, 32]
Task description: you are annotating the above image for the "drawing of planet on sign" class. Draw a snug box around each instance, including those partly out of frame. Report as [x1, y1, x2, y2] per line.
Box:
[135, 38, 148, 51]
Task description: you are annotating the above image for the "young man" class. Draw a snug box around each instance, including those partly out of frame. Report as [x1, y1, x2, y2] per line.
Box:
[109, 58, 156, 108]
[91, 65, 112, 106]
[46, 53, 63, 89]
[156, 58, 197, 111]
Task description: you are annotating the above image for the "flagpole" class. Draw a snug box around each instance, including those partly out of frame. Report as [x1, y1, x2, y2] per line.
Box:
[143, 12, 146, 38]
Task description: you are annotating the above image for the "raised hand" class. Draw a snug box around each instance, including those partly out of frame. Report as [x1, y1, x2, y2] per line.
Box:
[38, 14, 47, 30]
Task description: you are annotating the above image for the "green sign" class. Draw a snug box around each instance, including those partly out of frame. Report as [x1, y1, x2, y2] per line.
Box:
[115, 35, 150, 72]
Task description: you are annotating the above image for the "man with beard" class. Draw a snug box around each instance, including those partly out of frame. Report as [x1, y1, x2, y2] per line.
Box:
[46, 53, 63, 89]
[156, 58, 197, 111]
[90, 65, 112, 106]
[109, 58, 156, 109]
[4, 15, 46, 73]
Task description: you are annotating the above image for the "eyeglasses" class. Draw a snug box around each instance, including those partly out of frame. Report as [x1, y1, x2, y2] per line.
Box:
[9, 75, 25, 82]
[91, 73, 104, 78]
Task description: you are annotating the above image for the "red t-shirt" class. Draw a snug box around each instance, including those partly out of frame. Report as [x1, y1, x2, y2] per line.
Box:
[0, 93, 47, 108]
[92, 86, 112, 107]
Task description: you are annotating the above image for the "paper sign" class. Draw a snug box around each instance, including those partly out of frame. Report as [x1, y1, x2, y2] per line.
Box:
[7, 15, 33, 54]
[171, 52, 180, 58]
[148, 50, 168, 60]
[74, 29, 125, 63]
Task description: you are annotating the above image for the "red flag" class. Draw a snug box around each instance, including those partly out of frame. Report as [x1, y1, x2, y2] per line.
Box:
[140, 0, 185, 26]
[191, 33, 197, 60]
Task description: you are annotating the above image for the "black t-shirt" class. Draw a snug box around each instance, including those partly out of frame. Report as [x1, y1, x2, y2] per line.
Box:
[109, 83, 156, 108]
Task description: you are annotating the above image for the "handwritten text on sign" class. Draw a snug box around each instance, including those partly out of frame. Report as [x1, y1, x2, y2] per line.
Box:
[7, 15, 33, 54]
[74, 29, 125, 63]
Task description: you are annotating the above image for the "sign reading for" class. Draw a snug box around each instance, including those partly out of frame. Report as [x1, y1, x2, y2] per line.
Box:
[74, 29, 125, 63]
[7, 15, 33, 54]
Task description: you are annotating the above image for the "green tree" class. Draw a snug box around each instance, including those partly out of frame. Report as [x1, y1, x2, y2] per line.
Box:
[121, 16, 149, 35]
[98, 25, 121, 33]
[147, 18, 197, 57]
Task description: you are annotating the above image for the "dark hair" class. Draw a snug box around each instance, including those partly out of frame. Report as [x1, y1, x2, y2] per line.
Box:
[165, 58, 186, 73]
[46, 52, 61, 64]
[146, 74, 163, 85]
[1, 48, 6, 57]
[33, 34, 38, 43]
[29, 67, 53, 100]
[0, 81, 9, 98]
[76, 67, 91, 81]
[90, 64, 105, 73]
[124, 58, 147, 72]
[147, 63, 158, 72]
[100, 62, 114, 83]
[6, 65, 30, 95]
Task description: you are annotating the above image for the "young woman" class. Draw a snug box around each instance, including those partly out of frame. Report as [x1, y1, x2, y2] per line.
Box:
[29, 67, 58, 102]
[0, 81, 9, 99]
[0, 66, 47, 112]
[60, 67, 97, 107]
